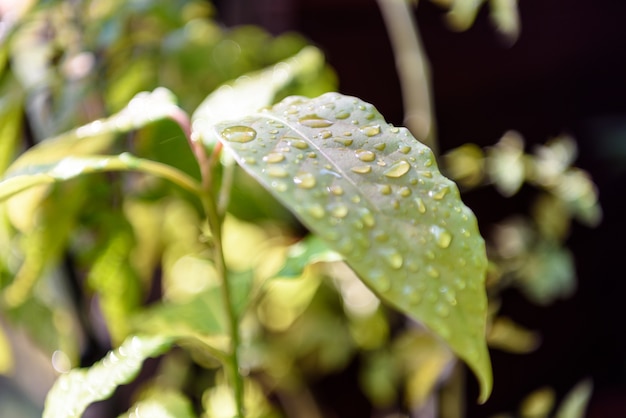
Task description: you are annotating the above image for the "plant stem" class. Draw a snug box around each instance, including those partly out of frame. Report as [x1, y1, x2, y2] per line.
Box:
[376, 0, 438, 154]
[202, 193, 245, 417]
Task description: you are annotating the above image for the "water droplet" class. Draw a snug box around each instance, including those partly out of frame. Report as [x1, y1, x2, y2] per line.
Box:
[271, 181, 287, 192]
[292, 140, 309, 149]
[244, 157, 256, 165]
[299, 115, 334, 128]
[383, 160, 411, 178]
[409, 288, 422, 305]
[263, 152, 285, 163]
[435, 302, 450, 317]
[429, 186, 450, 200]
[424, 158, 433, 167]
[378, 184, 392, 195]
[220, 126, 257, 143]
[359, 209, 376, 228]
[328, 185, 344, 195]
[320, 130, 332, 139]
[360, 124, 381, 137]
[329, 203, 349, 218]
[414, 197, 427, 213]
[334, 137, 353, 146]
[266, 167, 288, 178]
[294, 172, 316, 189]
[351, 195, 361, 203]
[373, 231, 389, 242]
[399, 145, 411, 154]
[454, 277, 466, 290]
[391, 199, 400, 209]
[307, 152, 317, 158]
[307, 204, 325, 219]
[426, 250, 435, 260]
[398, 186, 412, 197]
[430, 225, 453, 248]
[460, 228, 471, 237]
[335, 110, 350, 119]
[422, 172, 433, 178]
[351, 165, 371, 174]
[269, 129, 279, 134]
[356, 149, 376, 162]
[427, 266, 440, 278]
[381, 249, 403, 270]
[390, 126, 400, 133]
[407, 259, 419, 272]
[374, 143, 386, 151]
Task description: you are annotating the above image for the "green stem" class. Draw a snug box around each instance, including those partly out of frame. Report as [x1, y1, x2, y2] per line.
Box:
[376, 0, 438, 155]
[202, 194, 245, 417]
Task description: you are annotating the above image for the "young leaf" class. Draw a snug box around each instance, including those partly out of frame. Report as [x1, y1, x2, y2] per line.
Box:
[275, 234, 342, 278]
[210, 92, 492, 400]
[0, 153, 201, 202]
[43, 335, 172, 418]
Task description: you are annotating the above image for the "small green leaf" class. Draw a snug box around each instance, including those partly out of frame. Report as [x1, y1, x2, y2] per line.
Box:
[43, 335, 172, 418]
[211, 92, 492, 400]
[555, 379, 593, 418]
[0, 153, 201, 202]
[275, 234, 342, 278]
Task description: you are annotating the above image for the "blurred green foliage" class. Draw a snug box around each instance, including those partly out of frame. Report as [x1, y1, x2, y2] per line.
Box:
[0, 0, 600, 417]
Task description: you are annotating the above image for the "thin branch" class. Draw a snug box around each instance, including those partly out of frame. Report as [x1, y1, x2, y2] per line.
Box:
[376, 0, 438, 155]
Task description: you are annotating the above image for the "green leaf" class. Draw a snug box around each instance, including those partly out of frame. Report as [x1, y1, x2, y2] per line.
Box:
[0, 153, 201, 202]
[191, 46, 326, 150]
[555, 379, 593, 418]
[43, 335, 172, 418]
[275, 234, 342, 278]
[118, 390, 197, 418]
[210, 92, 492, 400]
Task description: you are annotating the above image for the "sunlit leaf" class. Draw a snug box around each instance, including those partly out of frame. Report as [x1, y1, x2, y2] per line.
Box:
[487, 316, 540, 354]
[487, 131, 525, 197]
[275, 234, 342, 278]
[191, 46, 326, 150]
[519, 386, 556, 418]
[0, 153, 201, 203]
[118, 389, 197, 418]
[43, 335, 172, 418]
[211, 92, 492, 400]
[555, 379, 593, 418]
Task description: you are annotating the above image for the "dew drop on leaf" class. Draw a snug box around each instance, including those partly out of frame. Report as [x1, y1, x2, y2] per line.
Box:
[429, 185, 450, 200]
[415, 197, 426, 213]
[292, 139, 310, 149]
[360, 124, 381, 137]
[430, 225, 453, 248]
[427, 266, 440, 278]
[378, 184, 392, 195]
[263, 152, 285, 163]
[293, 172, 316, 189]
[266, 167, 288, 178]
[329, 203, 349, 218]
[374, 143, 386, 151]
[383, 160, 411, 178]
[298, 115, 334, 128]
[381, 249, 404, 270]
[355, 149, 376, 162]
[328, 185, 344, 195]
[307, 203, 325, 219]
[334, 137, 353, 146]
[399, 145, 411, 154]
[351, 165, 372, 174]
[335, 110, 350, 119]
[398, 186, 412, 197]
[220, 126, 257, 143]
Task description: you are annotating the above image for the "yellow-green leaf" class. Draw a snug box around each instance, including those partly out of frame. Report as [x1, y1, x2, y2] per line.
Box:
[210, 92, 492, 401]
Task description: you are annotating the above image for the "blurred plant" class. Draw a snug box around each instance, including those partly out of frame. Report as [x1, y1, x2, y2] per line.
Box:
[0, 1, 600, 418]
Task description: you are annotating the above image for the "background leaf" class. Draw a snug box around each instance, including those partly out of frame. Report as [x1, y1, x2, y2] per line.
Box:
[43, 335, 172, 418]
[210, 92, 492, 400]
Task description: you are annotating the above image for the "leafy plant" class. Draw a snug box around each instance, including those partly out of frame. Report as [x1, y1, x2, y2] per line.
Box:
[0, 1, 600, 417]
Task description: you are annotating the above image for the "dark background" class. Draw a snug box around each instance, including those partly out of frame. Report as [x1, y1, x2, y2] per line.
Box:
[216, 0, 626, 416]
